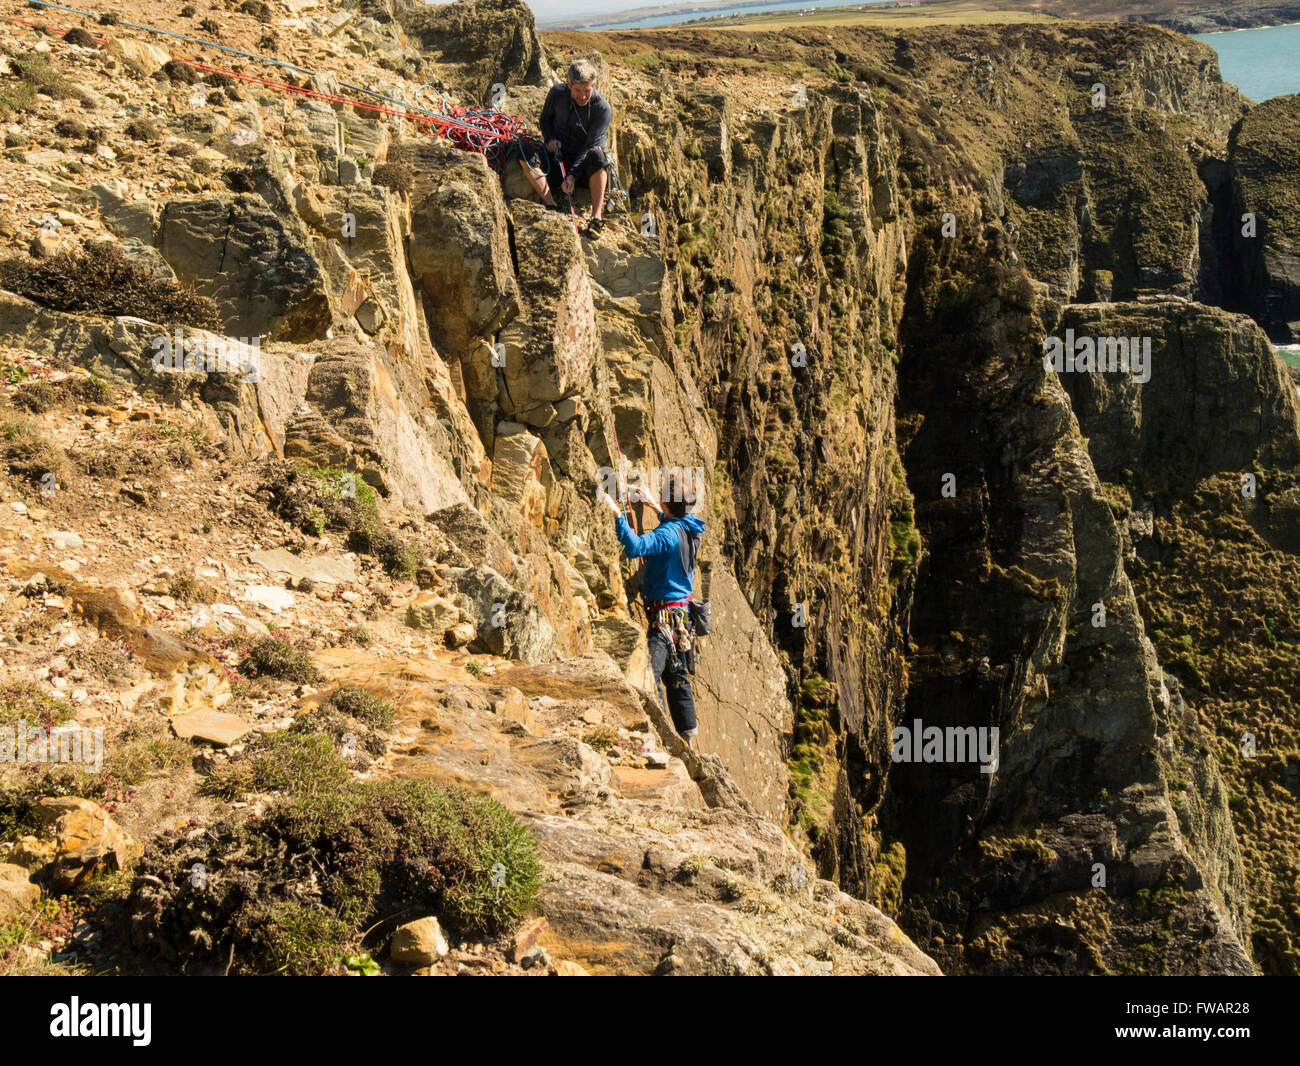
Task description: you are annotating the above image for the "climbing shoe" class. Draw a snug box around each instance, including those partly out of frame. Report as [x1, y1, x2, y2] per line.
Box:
[583, 217, 605, 239]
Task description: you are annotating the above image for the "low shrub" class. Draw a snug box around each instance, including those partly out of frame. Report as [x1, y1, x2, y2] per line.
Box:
[0, 243, 220, 330]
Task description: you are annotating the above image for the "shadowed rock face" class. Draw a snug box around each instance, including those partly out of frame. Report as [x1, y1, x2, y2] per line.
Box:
[156, 196, 331, 343]
[392, 0, 555, 101]
[1223, 96, 1300, 342]
[882, 221, 1256, 975]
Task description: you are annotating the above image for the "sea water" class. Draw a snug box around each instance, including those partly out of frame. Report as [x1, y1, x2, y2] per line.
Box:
[1277, 345, 1300, 370]
[581, 0, 894, 31]
[1193, 23, 1300, 102]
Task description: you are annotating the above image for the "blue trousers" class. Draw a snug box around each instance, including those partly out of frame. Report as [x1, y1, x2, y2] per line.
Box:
[649, 627, 697, 737]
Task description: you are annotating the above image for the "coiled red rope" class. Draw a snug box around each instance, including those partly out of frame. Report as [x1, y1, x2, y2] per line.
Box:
[9, 14, 547, 186]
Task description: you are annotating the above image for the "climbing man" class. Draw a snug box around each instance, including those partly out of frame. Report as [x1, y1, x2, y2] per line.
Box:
[598, 470, 706, 749]
[523, 59, 612, 239]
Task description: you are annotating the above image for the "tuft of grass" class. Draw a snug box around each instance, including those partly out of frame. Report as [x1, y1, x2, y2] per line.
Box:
[262, 461, 421, 580]
[0, 895, 89, 976]
[0, 682, 74, 730]
[248, 900, 352, 976]
[167, 569, 215, 604]
[62, 27, 99, 49]
[0, 719, 190, 844]
[338, 625, 371, 647]
[13, 373, 113, 414]
[11, 380, 58, 413]
[0, 243, 220, 330]
[2, 55, 85, 112]
[0, 416, 69, 489]
[582, 724, 619, 752]
[162, 59, 200, 85]
[239, 635, 322, 685]
[53, 117, 87, 140]
[328, 687, 395, 730]
[200, 731, 349, 800]
[123, 117, 164, 142]
[371, 160, 412, 195]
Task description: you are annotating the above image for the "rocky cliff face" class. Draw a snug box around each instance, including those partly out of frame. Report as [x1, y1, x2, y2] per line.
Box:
[1219, 96, 1300, 342]
[0, 0, 1295, 975]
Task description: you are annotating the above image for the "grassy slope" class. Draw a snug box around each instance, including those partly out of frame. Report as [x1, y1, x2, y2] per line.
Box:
[1121, 475, 1300, 975]
[1233, 95, 1300, 248]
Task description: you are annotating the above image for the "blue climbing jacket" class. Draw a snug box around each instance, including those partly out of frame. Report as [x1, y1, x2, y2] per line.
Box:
[614, 512, 705, 603]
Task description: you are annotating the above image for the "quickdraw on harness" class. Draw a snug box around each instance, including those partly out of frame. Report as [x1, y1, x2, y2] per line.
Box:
[648, 598, 695, 677]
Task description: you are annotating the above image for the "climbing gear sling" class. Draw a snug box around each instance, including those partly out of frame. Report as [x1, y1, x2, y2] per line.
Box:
[648, 599, 695, 676]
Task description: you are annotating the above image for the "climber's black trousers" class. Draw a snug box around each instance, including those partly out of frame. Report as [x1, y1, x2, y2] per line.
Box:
[648, 628, 697, 737]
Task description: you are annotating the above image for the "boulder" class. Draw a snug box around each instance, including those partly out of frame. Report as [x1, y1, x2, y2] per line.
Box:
[499, 205, 599, 427]
[490, 424, 552, 531]
[390, 917, 449, 965]
[35, 798, 141, 890]
[169, 708, 251, 747]
[283, 337, 470, 513]
[0, 863, 41, 920]
[405, 592, 462, 642]
[407, 141, 520, 358]
[249, 548, 357, 585]
[508, 916, 549, 962]
[7, 837, 57, 873]
[105, 37, 170, 77]
[156, 195, 331, 342]
[392, 0, 555, 102]
[447, 565, 555, 664]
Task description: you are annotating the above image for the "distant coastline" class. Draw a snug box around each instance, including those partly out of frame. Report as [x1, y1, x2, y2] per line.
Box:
[538, 0, 850, 31]
[537, 0, 1300, 35]
[1193, 18, 1300, 34]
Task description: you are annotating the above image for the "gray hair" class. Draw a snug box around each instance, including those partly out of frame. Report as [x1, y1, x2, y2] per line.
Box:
[566, 59, 597, 86]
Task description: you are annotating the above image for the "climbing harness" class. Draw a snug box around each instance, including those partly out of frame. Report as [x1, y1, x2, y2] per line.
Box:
[648, 599, 695, 676]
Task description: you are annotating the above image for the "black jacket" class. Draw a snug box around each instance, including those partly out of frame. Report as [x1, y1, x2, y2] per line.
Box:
[539, 83, 611, 170]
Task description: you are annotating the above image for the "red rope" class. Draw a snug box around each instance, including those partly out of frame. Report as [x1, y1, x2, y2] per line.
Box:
[611, 425, 645, 576]
[10, 16, 101, 40]
[8, 15, 543, 178]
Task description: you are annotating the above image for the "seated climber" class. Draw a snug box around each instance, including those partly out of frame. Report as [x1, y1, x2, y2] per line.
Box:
[598, 471, 706, 750]
[519, 59, 612, 239]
